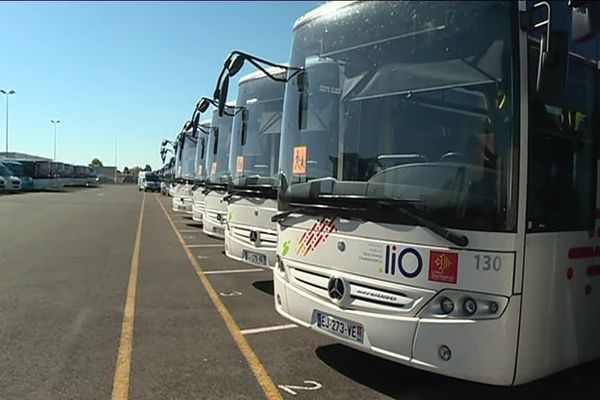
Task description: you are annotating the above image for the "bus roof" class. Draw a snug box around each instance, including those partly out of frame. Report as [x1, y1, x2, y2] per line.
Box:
[293, 1, 355, 31]
[238, 65, 287, 85]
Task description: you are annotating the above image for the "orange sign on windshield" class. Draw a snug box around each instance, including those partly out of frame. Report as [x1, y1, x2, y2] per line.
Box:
[293, 146, 307, 175]
[236, 156, 244, 174]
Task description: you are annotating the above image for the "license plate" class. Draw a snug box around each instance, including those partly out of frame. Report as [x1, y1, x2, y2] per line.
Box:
[242, 250, 267, 266]
[178, 205, 187, 211]
[315, 311, 364, 343]
[213, 227, 225, 236]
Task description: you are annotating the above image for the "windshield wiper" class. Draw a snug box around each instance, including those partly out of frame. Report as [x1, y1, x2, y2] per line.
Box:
[371, 199, 468, 247]
[316, 194, 468, 247]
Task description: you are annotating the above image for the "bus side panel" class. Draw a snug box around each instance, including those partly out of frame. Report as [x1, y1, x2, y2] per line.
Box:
[515, 232, 600, 384]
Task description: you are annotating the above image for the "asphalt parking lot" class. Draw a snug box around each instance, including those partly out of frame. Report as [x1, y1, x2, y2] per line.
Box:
[0, 185, 598, 399]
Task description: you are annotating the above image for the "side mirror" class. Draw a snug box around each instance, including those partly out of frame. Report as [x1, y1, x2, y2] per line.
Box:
[241, 108, 249, 145]
[226, 54, 245, 77]
[218, 75, 229, 116]
[571, 1, 600, 42]
[192, 112, 200, 135]
[197, 98, 210, 113]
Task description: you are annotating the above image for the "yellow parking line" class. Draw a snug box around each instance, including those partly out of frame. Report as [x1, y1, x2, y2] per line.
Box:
[111, 193, 146, 400]
[155, 196, 282, 400]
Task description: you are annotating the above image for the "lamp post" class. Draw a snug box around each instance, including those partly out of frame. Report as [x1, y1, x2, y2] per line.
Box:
[0, 89, 16, 153]
[50, 119, 60, 161]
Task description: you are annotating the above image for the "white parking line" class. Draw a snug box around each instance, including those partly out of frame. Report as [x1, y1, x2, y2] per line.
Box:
[186, 244, 223, 248]
[203, 268, 265, 275]
[178, 229, 201, 233]
[241, 324, 298, 336]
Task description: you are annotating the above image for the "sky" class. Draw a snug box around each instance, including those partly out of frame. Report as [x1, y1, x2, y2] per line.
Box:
[0, 1, 319, 171]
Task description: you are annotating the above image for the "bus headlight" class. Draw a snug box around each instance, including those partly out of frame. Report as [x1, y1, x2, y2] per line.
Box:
[440, 297, 454, 314]
[463, 297, 477, 315]
[418, 290, 508, 320]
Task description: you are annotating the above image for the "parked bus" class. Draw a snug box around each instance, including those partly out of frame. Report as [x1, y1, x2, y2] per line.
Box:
[271, 0, 600, 385]
[192, 118, 211, 223]
[49, 162, 65, 189]
[21, 160, 60, 190]
[1, 160, 34, 191]
[203, 106, 234, 239]
[223, 67, 286, 268]
[0, 161, 21, 193]
[172, 123, 198, 213]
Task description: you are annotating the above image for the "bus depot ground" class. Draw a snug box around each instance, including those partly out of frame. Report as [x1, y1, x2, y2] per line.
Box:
[0, 185, 598, 400]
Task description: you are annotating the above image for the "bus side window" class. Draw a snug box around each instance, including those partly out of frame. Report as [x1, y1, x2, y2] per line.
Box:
[527, 60, 596, 232]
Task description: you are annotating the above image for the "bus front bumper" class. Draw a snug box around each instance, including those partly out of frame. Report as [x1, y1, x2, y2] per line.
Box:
[202, 210, 226, 239]
[172, 196, 193, 213]
[274, 272, 520, 385]
[224, 228, 277, 269]
[192, 201, 204, 223]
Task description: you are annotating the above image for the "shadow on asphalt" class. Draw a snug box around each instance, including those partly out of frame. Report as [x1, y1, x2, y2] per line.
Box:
[252, 280, 274, 296]
[315, 344, 600, 400]
[185, 222, 203, 228]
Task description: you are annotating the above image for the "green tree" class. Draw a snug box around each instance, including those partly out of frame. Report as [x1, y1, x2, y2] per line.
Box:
[90, 158, 103, 167]
[144, 164, 152, 172]
[123, 166, 130, 174]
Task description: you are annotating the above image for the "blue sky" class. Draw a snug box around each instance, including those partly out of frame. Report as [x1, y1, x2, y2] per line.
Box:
[0, 1, 319, 170]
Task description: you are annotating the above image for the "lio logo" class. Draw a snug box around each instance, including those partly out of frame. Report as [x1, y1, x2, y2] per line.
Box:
[282, 240, 291, 257]
[382, 245, 422, 278]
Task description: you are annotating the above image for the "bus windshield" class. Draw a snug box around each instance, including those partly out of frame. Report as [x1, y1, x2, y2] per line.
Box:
[194, 121, 211, 182]
[280, 0, 518, 232]
[0, 163, 13, 176]
[4, 162, 25, 177]
[145, 174, 159, 182]
[229, 72, 285, 190]
[206, 110, 233, 185]
[180, 133, 198, 180]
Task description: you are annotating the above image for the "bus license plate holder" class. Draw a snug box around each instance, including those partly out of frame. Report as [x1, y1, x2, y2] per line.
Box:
[315, 311, 364, 344]
[242, 250, 267, 266]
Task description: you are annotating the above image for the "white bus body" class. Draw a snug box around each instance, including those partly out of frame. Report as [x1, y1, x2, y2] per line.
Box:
[172, 127, 198, 213]
[192, 119, 211, 223]
[203, 107, 234, 239]
[224, 68, 285, 268]
[273, 0, 600, 386]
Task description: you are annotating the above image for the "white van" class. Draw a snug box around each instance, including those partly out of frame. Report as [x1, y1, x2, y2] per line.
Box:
[138, 171, 160, 192]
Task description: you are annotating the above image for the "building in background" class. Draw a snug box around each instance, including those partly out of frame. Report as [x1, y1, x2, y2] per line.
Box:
[0, 152, 51, 161]
[92, 166, 117, 183]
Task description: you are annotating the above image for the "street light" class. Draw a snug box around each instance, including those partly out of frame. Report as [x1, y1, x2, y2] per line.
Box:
[50, 119, 60, 161]
[0, 89, 16, 153]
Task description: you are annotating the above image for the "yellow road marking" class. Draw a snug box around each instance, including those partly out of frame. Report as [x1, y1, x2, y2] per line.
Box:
[112, 193, 146, 400]
[155, 195, 282, 400]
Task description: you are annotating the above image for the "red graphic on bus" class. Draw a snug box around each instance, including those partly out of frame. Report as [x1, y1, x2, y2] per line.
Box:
[295, 217, 337, 256]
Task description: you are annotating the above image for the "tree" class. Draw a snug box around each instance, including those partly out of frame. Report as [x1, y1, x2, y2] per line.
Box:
[91, 158, 103, 167]
[144, 164, 152, 172]
[123, 167, 130, 174]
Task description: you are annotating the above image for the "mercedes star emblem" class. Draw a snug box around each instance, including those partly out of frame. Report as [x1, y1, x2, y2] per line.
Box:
[249, 230, 258, 243]
[327, 277, 345, 301]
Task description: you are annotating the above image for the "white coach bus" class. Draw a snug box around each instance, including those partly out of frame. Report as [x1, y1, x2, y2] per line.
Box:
[192, 118, 211, 223]
[219, 66, 286, 268]
[203, 106, 235, 239]
[272, 0, 600, 385]
[172, 123, 198, 213]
